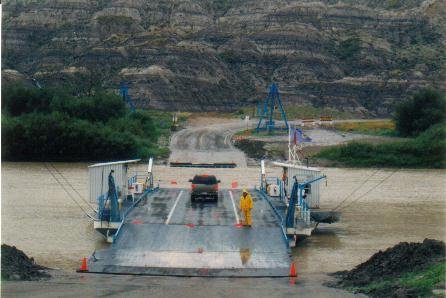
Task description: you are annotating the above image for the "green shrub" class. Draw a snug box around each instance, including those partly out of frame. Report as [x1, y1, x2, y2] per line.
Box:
[317, 123, 446, 168]
[50, 90, 126, 122]
[2, 84, 126, 122]
[218, 51, 242, 64]
[394, 89, 446, 137]
[399, 262, 445, 296]
[1, 84, 170, 161]
[345, 262, 445, 297]
[1, 84, 52, 116]
[337, 37, 361, 60]
[1, 112, 138, 161]
[387, 0, 400, 8]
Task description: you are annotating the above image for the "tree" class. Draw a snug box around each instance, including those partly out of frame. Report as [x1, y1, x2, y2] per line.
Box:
[394, 89, 446, 137]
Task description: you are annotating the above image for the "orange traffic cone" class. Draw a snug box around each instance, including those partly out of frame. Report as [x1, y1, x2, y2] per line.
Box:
[289, 261, 297, 277]
[78, 257, 88, 272]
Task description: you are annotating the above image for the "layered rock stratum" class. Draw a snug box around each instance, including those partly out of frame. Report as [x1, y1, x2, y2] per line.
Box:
[2, 0, 445, 115]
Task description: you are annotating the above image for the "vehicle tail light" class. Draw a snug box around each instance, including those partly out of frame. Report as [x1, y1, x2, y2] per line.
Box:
[213, 185, 218, 192]
[191, 184, 196, 191]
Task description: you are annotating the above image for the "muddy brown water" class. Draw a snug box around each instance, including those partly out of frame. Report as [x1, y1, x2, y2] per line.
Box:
[2, 162, 446, 276]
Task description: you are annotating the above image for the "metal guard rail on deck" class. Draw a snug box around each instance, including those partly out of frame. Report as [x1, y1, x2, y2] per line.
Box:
[128, 174, 150, 186]
[287, 175, 327, 228]
[128, 173, 156, 190]
[112, 187, 159, 243]
[96, 187, 120, 222]
[128, 175, 137, 186]
[263, 177, 286, 202]
[298, 193, 311, 224]
[97, 194, 106, 219]
[257, 190, 289, 246]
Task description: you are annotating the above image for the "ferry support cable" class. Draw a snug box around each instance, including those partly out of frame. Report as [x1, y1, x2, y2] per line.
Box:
[49, 163, 96, 213]
[332, 168, 381, 211]
[44, 163, 95, 220]
[339, 169, 399, 211]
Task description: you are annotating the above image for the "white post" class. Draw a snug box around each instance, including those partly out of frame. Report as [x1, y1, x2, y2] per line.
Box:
[146, 158, 154, 189]
[147, 158, 153, 174]
[288, 126, 291, 162]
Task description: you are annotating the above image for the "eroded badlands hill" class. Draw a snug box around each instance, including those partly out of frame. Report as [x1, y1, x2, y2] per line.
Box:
[2, 0, 445, 115]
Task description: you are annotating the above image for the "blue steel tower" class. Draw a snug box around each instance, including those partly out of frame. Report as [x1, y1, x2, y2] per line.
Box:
[119, 82, 136, 112]
[256, 83, 289, 133]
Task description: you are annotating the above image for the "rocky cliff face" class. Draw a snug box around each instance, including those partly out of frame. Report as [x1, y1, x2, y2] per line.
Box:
[2, 0, 445, 116]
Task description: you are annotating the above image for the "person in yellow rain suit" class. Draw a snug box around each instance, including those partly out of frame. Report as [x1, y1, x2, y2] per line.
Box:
[240, 189, 253, 227]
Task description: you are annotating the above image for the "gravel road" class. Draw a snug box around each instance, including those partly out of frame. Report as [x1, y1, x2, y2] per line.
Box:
[169, 118, 249, 166]
[169, 118, 395, 168]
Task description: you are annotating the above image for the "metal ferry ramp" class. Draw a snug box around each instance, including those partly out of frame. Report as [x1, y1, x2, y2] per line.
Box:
[87, 188, 291, 277]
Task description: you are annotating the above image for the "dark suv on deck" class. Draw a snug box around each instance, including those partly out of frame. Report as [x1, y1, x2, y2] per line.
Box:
[189, 175, 220, 202]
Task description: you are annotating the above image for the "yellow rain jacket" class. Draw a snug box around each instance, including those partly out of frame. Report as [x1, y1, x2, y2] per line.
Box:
[240, 191, 253, 211]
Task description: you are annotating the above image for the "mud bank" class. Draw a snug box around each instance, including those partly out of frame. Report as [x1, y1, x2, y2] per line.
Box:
[331, 239, 446, 297]
[1, 244, 50, 281]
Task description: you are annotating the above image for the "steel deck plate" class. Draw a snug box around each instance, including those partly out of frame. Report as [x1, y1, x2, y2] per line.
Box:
[87, 189, 291, 277]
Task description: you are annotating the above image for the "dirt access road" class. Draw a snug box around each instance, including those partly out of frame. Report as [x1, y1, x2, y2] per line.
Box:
[169, 117, 249, 166]
[2, 270, 363, 297]
[169, 117, 391, 166]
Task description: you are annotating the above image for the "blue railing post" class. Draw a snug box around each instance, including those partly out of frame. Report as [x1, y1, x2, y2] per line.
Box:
[286, 175, 326, 229]
[97, 194, 106, 220]
[112, 186, 159, 243]
[285, 183, 298, 229]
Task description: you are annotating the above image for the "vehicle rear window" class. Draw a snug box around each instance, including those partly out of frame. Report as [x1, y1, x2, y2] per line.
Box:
[192, 176, 217, 184]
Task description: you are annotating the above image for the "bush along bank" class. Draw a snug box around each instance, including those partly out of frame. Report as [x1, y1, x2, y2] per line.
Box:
[315, 89, 446, 168]
[1, 84, 171, 161]
[330, 239, 446, 297]
[316, 122, 446, 168]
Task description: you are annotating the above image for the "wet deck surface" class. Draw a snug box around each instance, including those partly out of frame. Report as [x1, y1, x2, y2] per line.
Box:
[88, 189, 290, 276]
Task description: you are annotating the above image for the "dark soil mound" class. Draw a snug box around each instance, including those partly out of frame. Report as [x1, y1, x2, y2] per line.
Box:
[1, 244, 50, 281]
[233, 139, 266, 159]
[335, 239, 445, 287]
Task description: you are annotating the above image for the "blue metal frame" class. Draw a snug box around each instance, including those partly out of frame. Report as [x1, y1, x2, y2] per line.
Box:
[108, 173, 121, 222]
[285, 175, 327, 229]
[112, 187, 159, 242]
[119, 82, 136, 112]
[260, 173, 265, 192]
[128, 175, 137, 186]
[96, 173, 124, 222]
[97, 194, 107, 220]
[256, 83, 289, 132]
[128, 173, 155, 191]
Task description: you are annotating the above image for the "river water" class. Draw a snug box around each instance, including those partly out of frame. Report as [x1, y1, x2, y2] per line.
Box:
[2, 162, 446, 275]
